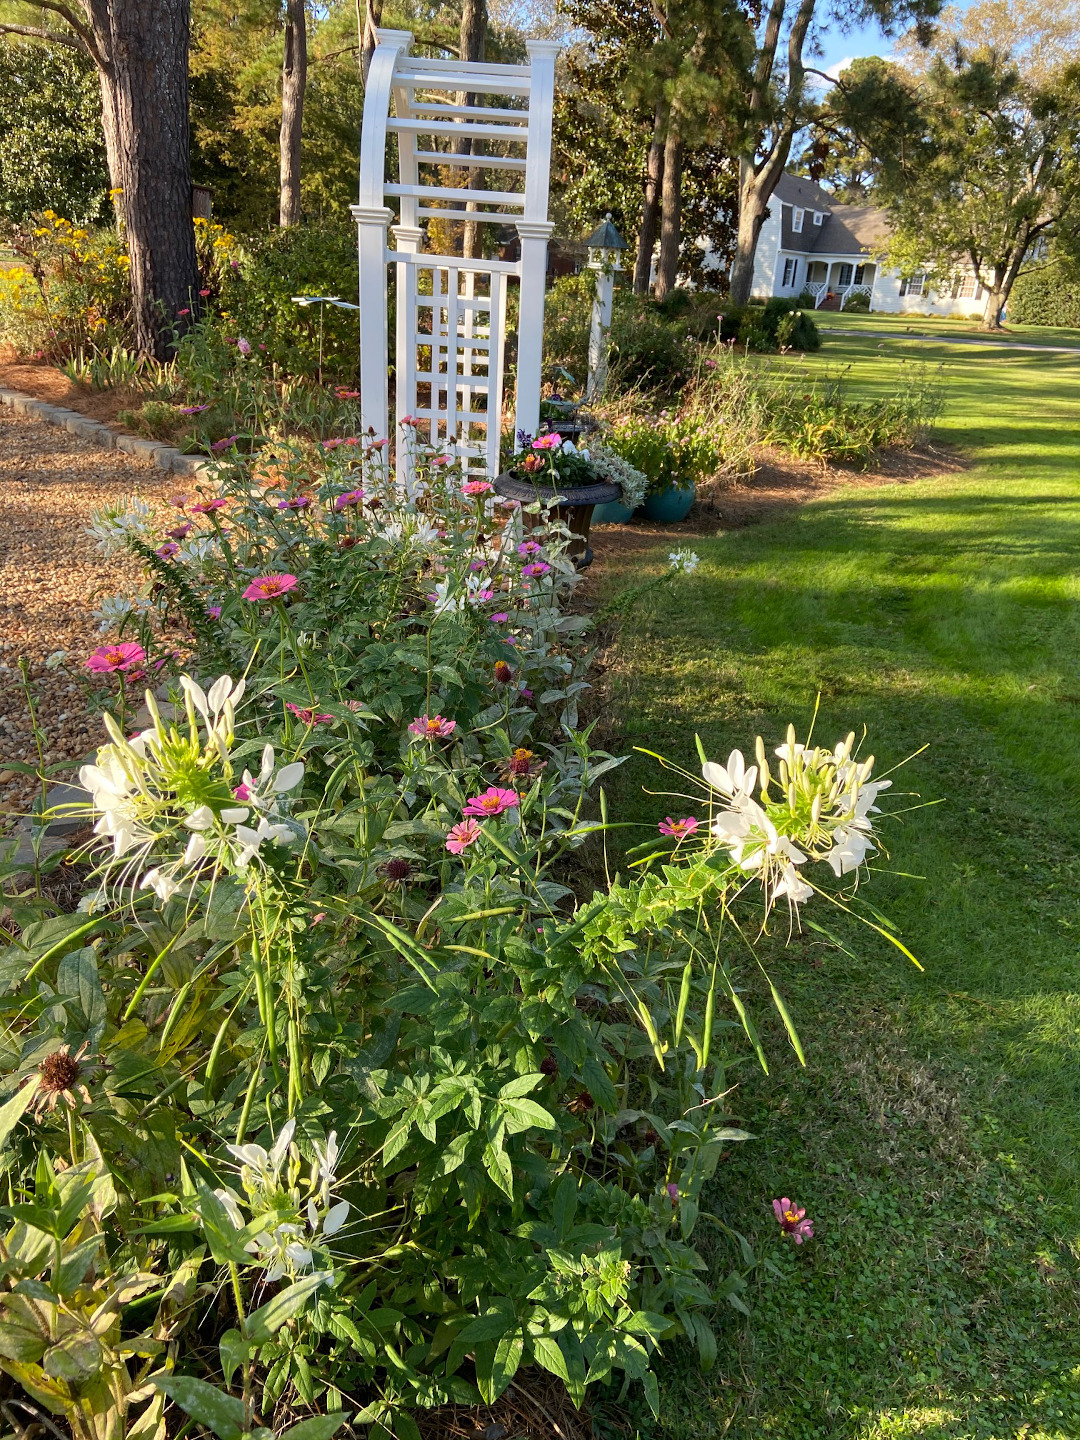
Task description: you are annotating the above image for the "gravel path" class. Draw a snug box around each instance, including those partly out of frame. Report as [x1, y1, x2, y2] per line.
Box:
[0, 407, 169, 816]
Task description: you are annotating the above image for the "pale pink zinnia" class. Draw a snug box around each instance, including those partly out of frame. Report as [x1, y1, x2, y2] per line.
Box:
[462, 480, 493, 497]
[463, 786, 520, 819]
[659, 816, 699, 839]
[86, 642, 145, 674]
[237, 336, 252, 356]
[773, 1198, 814, 1244]
[242, 572, 298, 601]
[445, 818, 482, 854]
[408, 714, 457, 739]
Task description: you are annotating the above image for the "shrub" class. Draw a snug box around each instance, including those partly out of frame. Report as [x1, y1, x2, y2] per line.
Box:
[607, 412, 722, 494]
[841, 289, 871, 313]
[0, 426, 917, 1437]
[1006, 262, 1080, 328]
[220, 224, 361, 381]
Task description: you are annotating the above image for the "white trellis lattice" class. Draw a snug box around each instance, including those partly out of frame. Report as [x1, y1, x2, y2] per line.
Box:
[353, 29, 559, 489]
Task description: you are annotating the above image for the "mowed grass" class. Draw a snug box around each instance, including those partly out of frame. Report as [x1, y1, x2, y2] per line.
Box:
[592, 333, 1080, 1439]
[813, 310, 1080, 349]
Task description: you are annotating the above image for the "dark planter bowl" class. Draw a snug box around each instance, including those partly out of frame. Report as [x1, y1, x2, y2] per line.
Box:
[642, 482, 696, 524]
[493, 473, 621, 568]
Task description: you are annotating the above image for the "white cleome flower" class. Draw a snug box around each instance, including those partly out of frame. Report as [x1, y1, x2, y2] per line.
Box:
[668, 548, 700, 574]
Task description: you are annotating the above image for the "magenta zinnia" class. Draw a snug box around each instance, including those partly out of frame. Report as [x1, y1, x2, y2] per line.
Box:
[659, 816, 699, 839]
[334, 489, 365, 510]
[242, 573, 298, 601]
[463, 786, 519, 819]
[773, 1198, 814, 1244]
[86, 642, 145, 674]
[408, 714, 456, 739]
[445, 818, 482, 854]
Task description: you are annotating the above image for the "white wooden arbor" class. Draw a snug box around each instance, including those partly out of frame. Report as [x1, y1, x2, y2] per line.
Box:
[353, 30, 560, 487]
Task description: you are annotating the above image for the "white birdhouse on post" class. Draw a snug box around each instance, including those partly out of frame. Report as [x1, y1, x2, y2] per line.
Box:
[353, 29, 560, 491]
[585, 214, 625, 402]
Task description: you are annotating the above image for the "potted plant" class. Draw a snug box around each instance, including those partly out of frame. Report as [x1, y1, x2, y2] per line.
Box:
[589, 442, 649, 524]
[493, 433, 620, 566]
[606, 416, 716, 524]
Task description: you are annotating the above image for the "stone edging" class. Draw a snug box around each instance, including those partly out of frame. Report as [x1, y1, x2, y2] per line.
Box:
[0, 385, 214, 479]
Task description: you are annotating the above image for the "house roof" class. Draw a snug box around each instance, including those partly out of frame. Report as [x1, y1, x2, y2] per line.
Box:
[772, 172, 890, 257]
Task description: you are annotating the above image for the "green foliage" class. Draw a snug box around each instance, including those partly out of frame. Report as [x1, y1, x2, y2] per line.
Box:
[0, 39, 107, 226]
[220, 225, 360, 381]
[718, 300, 821, 353]
[1005, 260, 1080, 326]
[608, 413, 721, 494]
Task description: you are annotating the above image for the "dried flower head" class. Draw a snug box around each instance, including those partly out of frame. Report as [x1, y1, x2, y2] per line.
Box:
[379, 857, 412, 884]
[32, 1043, 94, 1116]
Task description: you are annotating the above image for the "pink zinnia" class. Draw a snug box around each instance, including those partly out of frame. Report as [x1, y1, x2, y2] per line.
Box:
[445, 818, 482, 854]
[278, 496, 311, 510]
[169, 494, 190, 509]
[367, 438, 388, 450]
[234, 782, 252, 801]
[209, 437, 240, 454]
[334, 489, 364, 510]
[490, 612, 509, 624]
[242, 573, 298, 601]
[86, 642, 145, 674]
[462, 480, 493, 497]
[659, 816, 699, 840]
[399, 414, 418, 426]
[469, 559, 487, 572]
[531, 433, 561, 450]
[408, 714, 457, 739]
[191, 497, 229, 513]
[773, 1198, 814, 1244]
[237, 337, 252, 356]
[206, 605, 222, 619]
[463, 787, 520, 819]
[517, 540, 542, 557]
[286, 702, 333, 725]
[167, 523, 192, 540]
[521, 562, 551, 579]
[156, 543, 179, 559]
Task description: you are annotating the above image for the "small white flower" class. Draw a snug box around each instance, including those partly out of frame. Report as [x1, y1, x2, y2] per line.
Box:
[44, 650, 68, 670]
[140, 868, 180, 902]
[775, 863, 814, 905]
[701, 750, 758, 801]
[668, 548, 700, 574]
[321, 1199, 350, 1237]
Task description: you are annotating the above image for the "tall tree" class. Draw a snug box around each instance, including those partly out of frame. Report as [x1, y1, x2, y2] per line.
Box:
[847, 50, 1080, 328]
[726, 0, 941, 306]
[279, 0, 307, 225]
[0, 0, 199, 357]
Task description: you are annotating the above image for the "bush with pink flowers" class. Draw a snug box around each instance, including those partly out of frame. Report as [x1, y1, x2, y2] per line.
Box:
[0, 425, 914, 1439]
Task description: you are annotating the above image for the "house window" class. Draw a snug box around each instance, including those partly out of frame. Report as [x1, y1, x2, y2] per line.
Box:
[956, 274, 977, 298]
[899, 272, 926, 297]
[837, 263, 853, 287]
[792, 207, 804, 233]
[854, 264, 866, 285]
[782, 257, 798, 287]
[813, 211, 824, 225]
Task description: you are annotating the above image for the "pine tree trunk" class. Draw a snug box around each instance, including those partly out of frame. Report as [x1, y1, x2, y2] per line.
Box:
[458, 0, 486, 261]
[280, 0, 307, 227]
[653, 125, 684, 301]
[88, 0, 198, 360]
[361, 0, 383, 84]
[633, 103, 666, 296]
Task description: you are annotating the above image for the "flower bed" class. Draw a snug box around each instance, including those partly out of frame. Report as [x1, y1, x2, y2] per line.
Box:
[0, 407, 917, 1440]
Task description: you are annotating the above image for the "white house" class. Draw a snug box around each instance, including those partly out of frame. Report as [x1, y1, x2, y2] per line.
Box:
[724, 171, 988, 317]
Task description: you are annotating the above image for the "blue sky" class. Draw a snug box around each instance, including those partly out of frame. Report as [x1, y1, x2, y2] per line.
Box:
[815, 0, 974, 79]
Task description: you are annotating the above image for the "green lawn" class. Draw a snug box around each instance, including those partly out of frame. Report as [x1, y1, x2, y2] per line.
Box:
[814, 310, 1080, 349]
[594, 333, 1080, 1439]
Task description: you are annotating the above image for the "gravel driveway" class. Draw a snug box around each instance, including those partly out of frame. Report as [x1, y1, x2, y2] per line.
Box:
[0, 406, 169, 816]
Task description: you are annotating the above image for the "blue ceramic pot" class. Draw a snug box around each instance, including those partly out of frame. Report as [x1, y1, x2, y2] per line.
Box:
[642, 482, 695, 523]
[591, 498, 634, 526]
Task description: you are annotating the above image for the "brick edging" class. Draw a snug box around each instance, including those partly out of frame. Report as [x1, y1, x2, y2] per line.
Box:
[0, 385, 214, 480]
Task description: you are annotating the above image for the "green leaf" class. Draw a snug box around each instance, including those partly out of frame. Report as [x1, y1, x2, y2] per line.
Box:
[499, 1098, 556, 1134]
[0, 1084, 37, 1151]
[642, 1370, 660, 1419]
[478, 1329, 524, 1404]
[531, 1333, 569, 1383]
[42, 1328, 103, 1383]
[456, 1303, 516, 1344]
[278, 1417, 352, 1440]
[496, 1072, 543, 1100]
[482, 1139, 515, 1199]
[219, 1328, 248, 1388]
[582, 1056, 617, 1112]
[244, 1271, 329, 1345]
[552, 1174, 578, 1240]
[153, 1376, 245, 1440]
